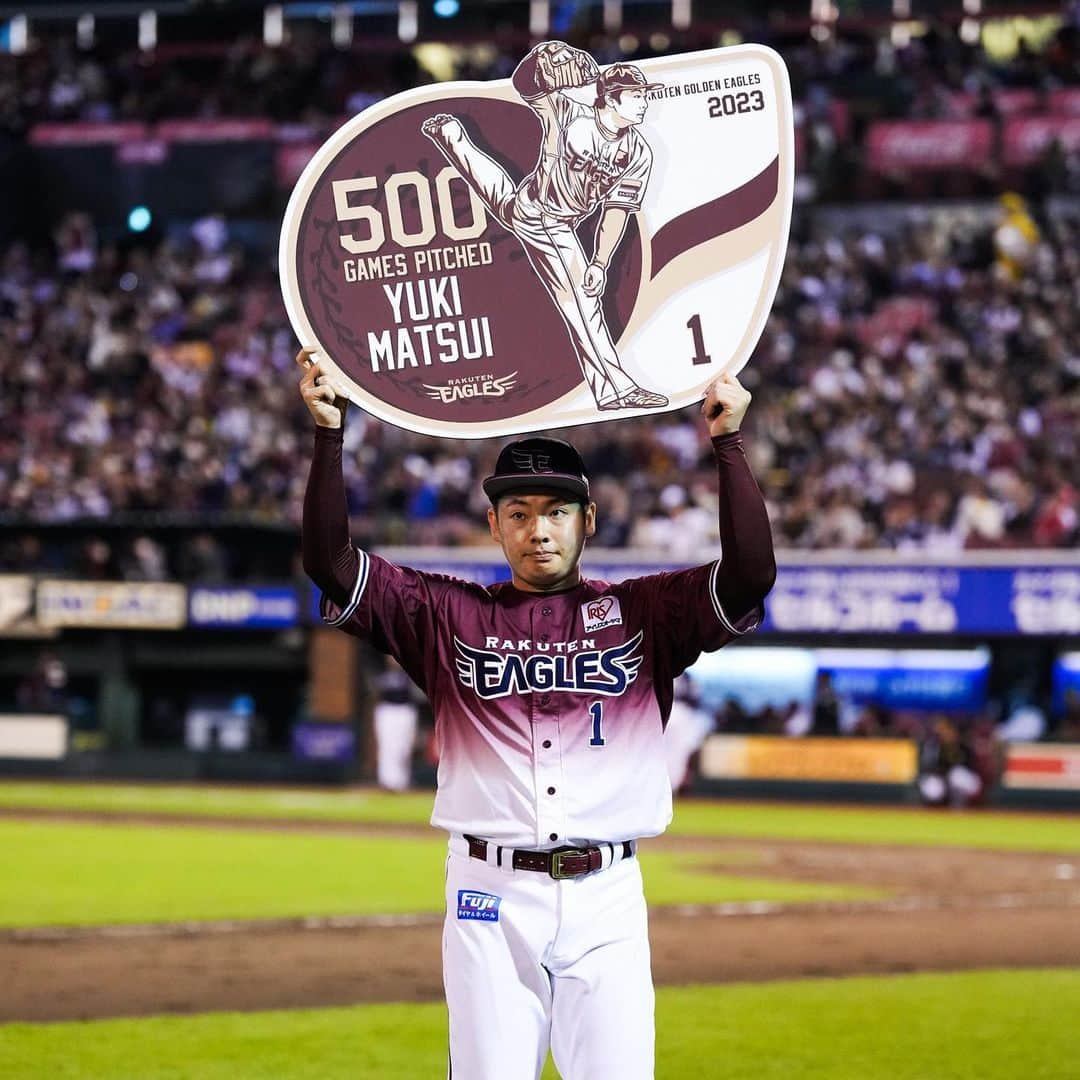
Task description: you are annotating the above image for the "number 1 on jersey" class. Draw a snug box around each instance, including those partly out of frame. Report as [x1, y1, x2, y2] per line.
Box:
[588, 701, 605, 748]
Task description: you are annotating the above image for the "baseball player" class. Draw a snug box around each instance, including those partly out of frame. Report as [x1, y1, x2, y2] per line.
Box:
[298, 346, 775, 1079]
[373, 655, 421, 792]
[421, 41, 667, 412]
[664, 674, 713, 795]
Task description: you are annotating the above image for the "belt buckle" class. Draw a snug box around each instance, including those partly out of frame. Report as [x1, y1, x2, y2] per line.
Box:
[550, 847, 587, 880]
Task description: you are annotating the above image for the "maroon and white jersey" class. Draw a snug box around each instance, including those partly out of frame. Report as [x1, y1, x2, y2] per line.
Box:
[524, 92, 652, 221]
[321, 553, 761, 847]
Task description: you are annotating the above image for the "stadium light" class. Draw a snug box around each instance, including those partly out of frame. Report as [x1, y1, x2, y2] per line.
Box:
[810, 0, 837, 42]
[529, 0, 549, 38]
[8, 13, 28, 55]
[332, 3, 352, 47]
[961, 0, 981, 43]
[433, 0, 460, 16]
[891, 0, 911, 47]
[128, 206, 153, 233]
[138, 10, 157, 52]
[603, 0, 621, 32]
[264, 4, 284, 47]
[77, 13, 94, 50]
[672, 0, 690, 32]
[398, 0, 418, 43]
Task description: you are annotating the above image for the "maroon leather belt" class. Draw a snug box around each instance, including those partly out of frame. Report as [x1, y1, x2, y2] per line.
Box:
[465, 836, 634, 880]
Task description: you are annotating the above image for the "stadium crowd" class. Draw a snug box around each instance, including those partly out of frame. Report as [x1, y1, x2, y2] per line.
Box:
[0, 197, 1076, 579]
[1, 13, 1076, 131]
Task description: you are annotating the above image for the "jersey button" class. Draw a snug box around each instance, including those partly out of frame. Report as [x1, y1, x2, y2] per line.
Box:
[547, 786, 556, 795]
[539, 694, 551, 706]
[541, 606, 553, 616]
[539, 633, 550, 642]
[549, 832, 559, 842]
[542, 739, 552, 749]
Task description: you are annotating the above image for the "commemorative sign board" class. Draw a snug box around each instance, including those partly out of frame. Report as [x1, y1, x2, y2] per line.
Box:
[280, 41, 793, 438]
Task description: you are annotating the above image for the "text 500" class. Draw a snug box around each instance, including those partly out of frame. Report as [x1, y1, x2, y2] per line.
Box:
[334, 167, 488, 255]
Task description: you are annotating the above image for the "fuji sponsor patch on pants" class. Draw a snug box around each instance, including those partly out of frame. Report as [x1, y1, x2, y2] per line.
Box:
[582, 596, 622, 633]
[457, 890, 501, 921]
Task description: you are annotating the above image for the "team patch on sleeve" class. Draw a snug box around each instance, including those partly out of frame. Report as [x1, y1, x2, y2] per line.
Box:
[581, 595, 622, 632]
[457, 890, 501, 922]
[613, 178, 642, 202]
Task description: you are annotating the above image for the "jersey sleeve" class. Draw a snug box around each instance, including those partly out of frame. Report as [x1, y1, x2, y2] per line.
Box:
[318, 551, 442, 689]
[631, 561, 764, 675]
[604, 141, 652, 211]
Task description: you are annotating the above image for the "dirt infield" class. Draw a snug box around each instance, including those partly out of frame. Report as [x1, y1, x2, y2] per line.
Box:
[2, 812, 1079, 1023]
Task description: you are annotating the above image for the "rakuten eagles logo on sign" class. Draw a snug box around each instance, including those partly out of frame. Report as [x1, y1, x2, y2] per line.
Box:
[454, 632, 643, 699]
[424, 372, 517, 405]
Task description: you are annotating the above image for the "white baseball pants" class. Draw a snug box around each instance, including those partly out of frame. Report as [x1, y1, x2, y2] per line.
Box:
[443, 835, 655, 1080]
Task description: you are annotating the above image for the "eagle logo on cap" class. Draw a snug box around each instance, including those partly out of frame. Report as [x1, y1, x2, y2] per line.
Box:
[510, 450, 553, 474]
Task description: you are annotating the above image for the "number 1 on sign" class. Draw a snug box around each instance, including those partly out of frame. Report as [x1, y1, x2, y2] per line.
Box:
[588, 702, 605, 747]
[687, 313, 712, 366]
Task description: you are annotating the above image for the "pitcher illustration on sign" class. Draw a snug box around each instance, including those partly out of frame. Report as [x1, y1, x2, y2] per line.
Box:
[280, 39, 793, 438]
[422, 43, 666, 412]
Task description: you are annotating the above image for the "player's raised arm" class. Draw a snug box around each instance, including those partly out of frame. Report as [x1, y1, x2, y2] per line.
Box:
[701, 374, 777, 624]
[512, 41, 598, 101]
[297, 347, 359, 610]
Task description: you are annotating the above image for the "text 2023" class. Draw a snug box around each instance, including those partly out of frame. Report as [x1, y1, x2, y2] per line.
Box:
[708, 90, 765, 117]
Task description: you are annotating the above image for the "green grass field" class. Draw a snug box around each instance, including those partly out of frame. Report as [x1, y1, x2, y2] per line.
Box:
[0, 820, 879, 928]
[1, 781, 1077, 852]
[1, 783, 1077, 1078]
[1, 970, 1076, 1079]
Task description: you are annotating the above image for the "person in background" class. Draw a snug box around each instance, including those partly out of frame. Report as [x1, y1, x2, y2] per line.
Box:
[810, 671, 841, 736]
[372, 655, 421, 792]
[16, 650, 69, 715]
[663, 675, 713, 795]
[917, 716, 983, 807]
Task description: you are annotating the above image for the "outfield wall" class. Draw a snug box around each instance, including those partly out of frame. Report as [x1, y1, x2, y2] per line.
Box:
[2, 552, 1077, 806]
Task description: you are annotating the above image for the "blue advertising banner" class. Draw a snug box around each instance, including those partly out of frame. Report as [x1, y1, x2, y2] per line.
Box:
[689, 646, 989, 712]
[762, 566, 1080, 636]
[189, 587, 300, 629]
[313, 555, 1080, 637]
[815, 648, 990, 711]
[292, 723, 356, 763]
[1052, 654, 1080, 715]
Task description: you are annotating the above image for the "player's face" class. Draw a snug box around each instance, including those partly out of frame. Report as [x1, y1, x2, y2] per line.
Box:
[613, 88, 649, 126]
[488, 493, 597, 592]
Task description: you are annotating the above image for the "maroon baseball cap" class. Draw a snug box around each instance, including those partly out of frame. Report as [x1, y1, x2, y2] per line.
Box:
[597, 63, 663, 98]
[483, 437, 591, 504]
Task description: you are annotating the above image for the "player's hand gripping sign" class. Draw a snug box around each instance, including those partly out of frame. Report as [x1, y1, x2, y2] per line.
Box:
[280, 41, 793, 438]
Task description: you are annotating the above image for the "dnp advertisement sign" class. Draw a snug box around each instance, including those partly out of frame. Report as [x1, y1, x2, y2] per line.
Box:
[189, 587, 300, 629]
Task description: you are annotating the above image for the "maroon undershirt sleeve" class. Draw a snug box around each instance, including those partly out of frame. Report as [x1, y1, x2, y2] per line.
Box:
[710, 431, 777, 623]
[301, 426, 360, 608]
[301, 422, 775, 621]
